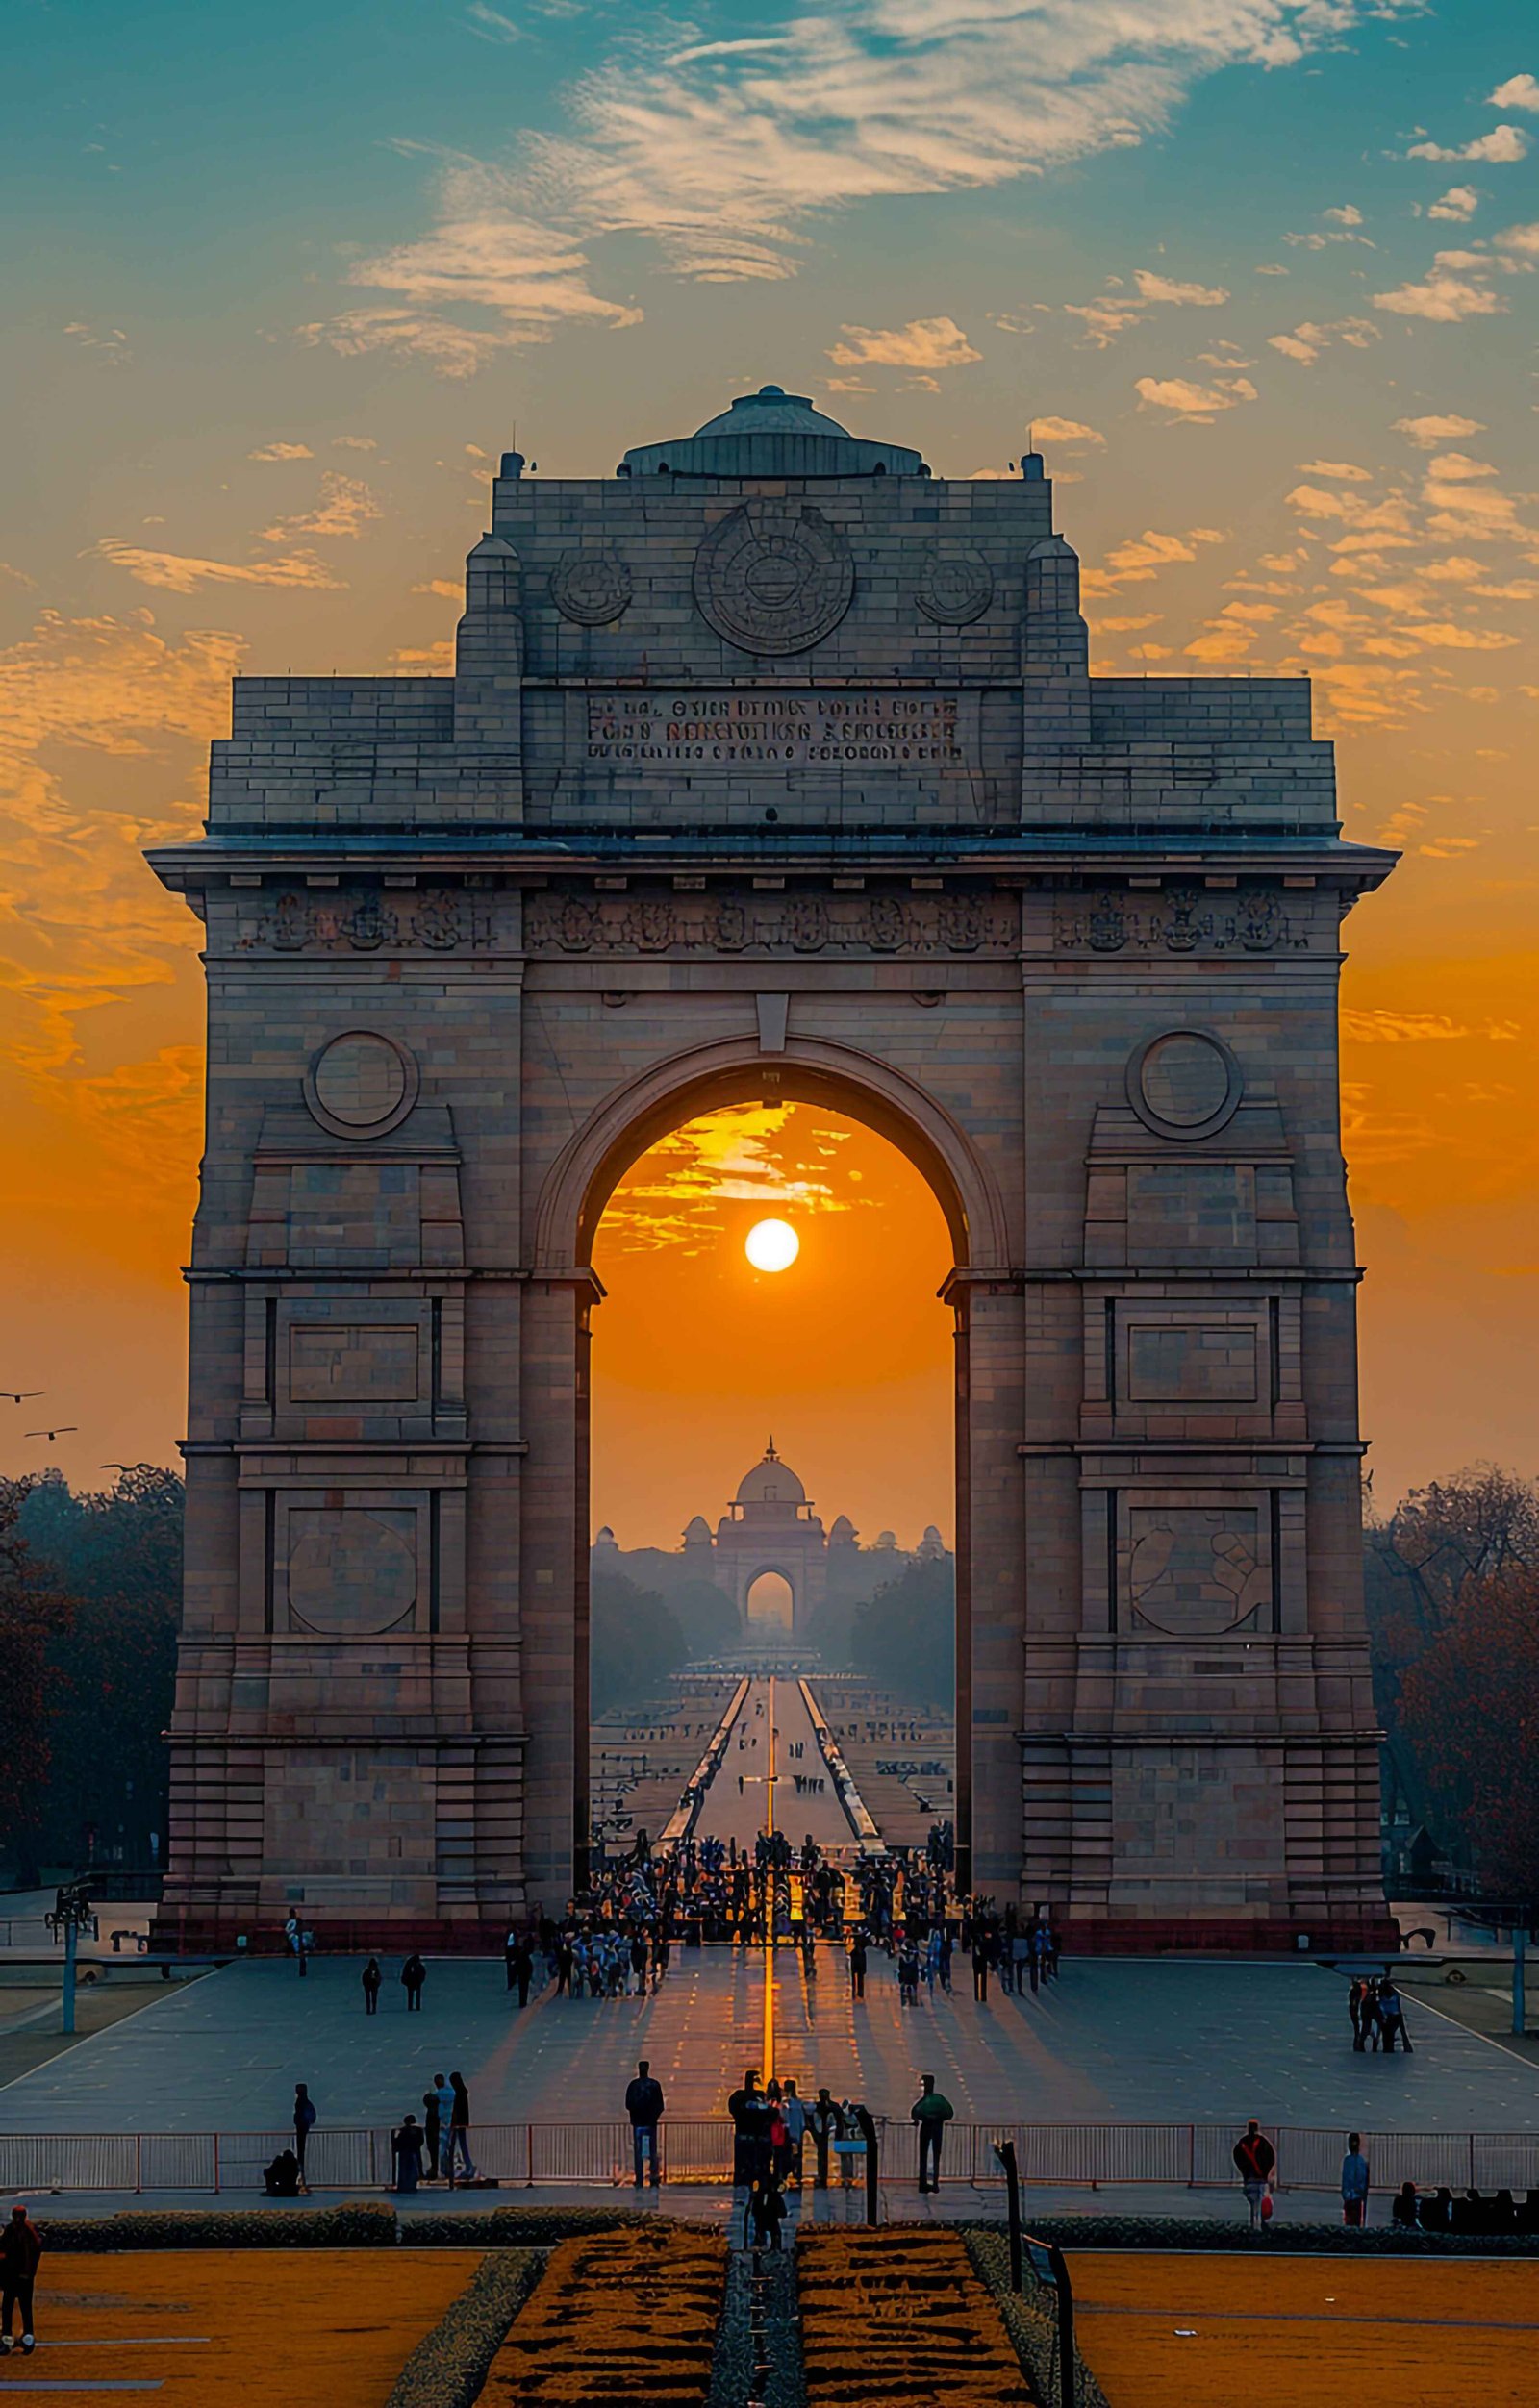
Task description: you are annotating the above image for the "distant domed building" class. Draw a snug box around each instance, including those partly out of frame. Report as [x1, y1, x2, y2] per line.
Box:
[605, 1445, 950, 1647]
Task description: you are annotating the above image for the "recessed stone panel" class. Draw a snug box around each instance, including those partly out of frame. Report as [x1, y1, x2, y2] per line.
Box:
[1127, 1323, 1259, 1404]
[289, 1324, 421, 1405]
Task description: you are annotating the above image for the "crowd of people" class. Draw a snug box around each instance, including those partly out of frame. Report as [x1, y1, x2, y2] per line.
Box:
[1347, 1975, 1414, 2052]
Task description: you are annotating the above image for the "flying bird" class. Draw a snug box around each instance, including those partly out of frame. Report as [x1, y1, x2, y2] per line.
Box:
[2, 1391, 42, 1403]
[26, 1426, 78, 1442]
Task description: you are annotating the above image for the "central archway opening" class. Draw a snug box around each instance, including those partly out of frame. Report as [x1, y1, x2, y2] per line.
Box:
[744, 1570, 794, 1635]
[580, 1084, 963, 1887]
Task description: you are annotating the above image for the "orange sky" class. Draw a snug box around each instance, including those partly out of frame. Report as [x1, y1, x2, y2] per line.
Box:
[591, 1106, 955, 1551]
[3, 9, 1537, 1514]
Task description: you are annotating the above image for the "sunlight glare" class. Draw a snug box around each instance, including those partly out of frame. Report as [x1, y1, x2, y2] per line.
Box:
[745, 1217, 799, 1273]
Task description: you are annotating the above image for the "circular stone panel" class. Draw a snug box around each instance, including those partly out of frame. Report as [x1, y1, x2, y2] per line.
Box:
[917, 544, 994, 625]
[288, 1509, 418, 1636]
[693, 502, 854, 655]
[549, 547, 632, 626]
[1127, 1029, 1241, 1139]
[304, 1031, 419, 1137]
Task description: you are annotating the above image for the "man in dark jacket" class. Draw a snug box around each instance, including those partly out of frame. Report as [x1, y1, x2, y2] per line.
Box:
[1233, 2119, 1277, 2228]
[625, 2059, 665, 2188]
[0, 2203, 42, 2355]
[727, 2069, 771, 2187]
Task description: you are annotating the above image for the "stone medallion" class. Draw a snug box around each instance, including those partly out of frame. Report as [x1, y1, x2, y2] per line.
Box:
[693, 502, 853, 654]
[549, 547, 631, 625]
[917, 543, 994, 625]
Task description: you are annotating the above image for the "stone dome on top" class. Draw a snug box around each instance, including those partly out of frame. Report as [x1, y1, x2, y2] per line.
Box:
[619, 385, 928, 480]
[735, 1439, 808, 1507]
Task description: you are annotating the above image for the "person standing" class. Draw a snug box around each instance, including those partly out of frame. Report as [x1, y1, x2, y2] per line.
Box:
[401, 1952, 426, 2013]
[727, 2069, 770, 2188]
[1341, 2132, 1371, 2228]
[848, 1934, 867, 2001]
[444, 2071, 476, 2185]
[292, 2083, 316, 2189]
[503, 1927, 520, 1992]
[630, 1934, 649, 1997]
[779, 2079, 809, 2188]
[971, 1937, 989, 2003]
[1377, 1978, 1412, 2052]
[1233, 2119, 1276, 2229]
[625, 2058, 665, 2190]
[391, 2113, 425, 2195]
[511, 1939, 535, 2008]
[421, 2088, 442, 2181]
[809, 2087, 844, 2190]
[1348, 1977, 1368, 2051]
[431, 2072, 455, 2173]
[912, 2073, 954, 2194]
[361, 1956, 382, 2016]
[0, 2204, 41, 2358]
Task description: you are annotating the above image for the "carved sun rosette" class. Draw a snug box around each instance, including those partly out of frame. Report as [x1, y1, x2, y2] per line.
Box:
[693, 502, 854, 655]
[549, 548, 632, 626]
[917, 543, 994, 625]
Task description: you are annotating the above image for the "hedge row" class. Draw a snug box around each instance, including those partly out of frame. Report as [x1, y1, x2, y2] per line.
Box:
[31, 2202, 692, 2253]
[36, 2202, 398, 2251]
[385, 2250, 543, 2408]
[965, 2230, 1110, 2408]
[956, 2212, 1539, 2257]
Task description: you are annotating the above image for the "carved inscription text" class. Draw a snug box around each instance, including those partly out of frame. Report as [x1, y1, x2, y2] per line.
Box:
[585, 690, 962, 767]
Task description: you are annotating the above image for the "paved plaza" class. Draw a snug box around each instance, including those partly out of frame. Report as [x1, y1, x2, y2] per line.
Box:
[4, 1949, 1537, 2143]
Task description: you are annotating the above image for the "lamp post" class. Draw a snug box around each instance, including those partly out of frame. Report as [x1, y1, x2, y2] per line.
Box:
[47, 1879, 96, 2035]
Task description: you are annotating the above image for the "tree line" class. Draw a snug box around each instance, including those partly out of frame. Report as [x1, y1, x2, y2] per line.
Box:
[5, 1460, 1533, 1902]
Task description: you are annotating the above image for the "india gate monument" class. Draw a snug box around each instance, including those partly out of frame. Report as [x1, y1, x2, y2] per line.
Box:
[150, 384, 1396, 1952]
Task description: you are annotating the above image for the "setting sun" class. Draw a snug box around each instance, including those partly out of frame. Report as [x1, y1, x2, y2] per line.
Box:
[744, 1217, 799, 1274]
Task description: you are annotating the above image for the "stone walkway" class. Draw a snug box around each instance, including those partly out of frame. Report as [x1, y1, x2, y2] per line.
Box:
[4, 1950, 1538, 2139]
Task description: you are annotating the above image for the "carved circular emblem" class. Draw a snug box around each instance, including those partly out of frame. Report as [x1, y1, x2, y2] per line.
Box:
[288, 1509, 417, 1636]
[917, 544, 994, 625]
[304, 1031, 419, 1139]
[1126, 1029, 1241, 1141]
[693, 503, 853, 654]
[549, 547, 631, 626]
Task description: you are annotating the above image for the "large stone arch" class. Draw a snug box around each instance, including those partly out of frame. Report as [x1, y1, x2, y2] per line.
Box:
[533, 1032, 1010, 1275]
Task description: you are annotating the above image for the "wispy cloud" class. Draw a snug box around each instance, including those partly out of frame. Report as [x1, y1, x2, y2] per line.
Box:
[1487, 73, 1539, 112]
[314, 1, 1419, 369]
[260, 472, 381, 543]
[90, 540, 344, 594]
[1407, 123, 1527, 163]
[1267, 315, 1378, 364]
[248, 440, 315, 463]
[1031, 416, 1104, 447]
[1132, 268, 1228, 306]
[1133, 372, 1256, 422]
[826, 316, 978, 370]
[1427, 185, 1479, 223]
[1393, 412, 1485, 447]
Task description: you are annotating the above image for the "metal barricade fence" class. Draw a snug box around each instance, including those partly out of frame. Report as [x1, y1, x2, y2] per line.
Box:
[2, 2120, 1533, 2194]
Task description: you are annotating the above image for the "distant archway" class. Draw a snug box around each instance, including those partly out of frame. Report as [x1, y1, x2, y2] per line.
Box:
[744, 1570, 794, 1634]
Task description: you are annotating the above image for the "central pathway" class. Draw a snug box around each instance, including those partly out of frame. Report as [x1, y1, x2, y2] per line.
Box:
[691, 1675, 856, 1852]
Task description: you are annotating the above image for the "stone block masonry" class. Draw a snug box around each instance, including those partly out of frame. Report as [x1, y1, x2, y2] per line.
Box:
[149, 384, 1397, 1951]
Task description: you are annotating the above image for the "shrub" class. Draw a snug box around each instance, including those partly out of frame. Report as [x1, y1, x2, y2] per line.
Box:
[37, 2201, 396, 2251]
[385, 2249, 543, 2408]
[953, 2211, 1539, 2257]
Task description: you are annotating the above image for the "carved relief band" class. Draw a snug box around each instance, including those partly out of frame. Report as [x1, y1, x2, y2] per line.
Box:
[525, 885, 1019, 957]
[237, 890, 494, 954]
[1052, 886, 1307, 955]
